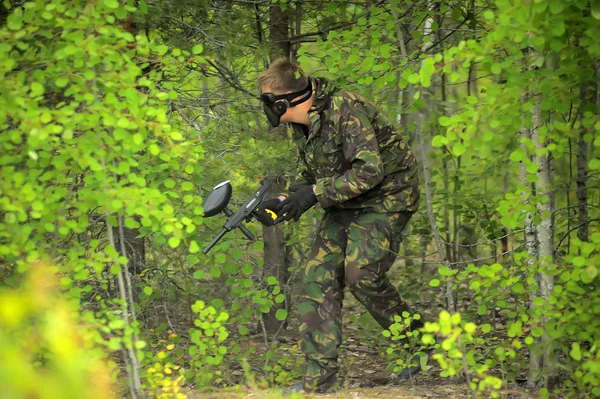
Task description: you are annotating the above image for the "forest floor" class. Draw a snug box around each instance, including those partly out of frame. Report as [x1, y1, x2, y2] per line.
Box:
[181, 293, 535, 399]
[159, 255, 538, 399]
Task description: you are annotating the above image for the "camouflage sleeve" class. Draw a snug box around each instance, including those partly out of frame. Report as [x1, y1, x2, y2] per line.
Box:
[314, 102, 384, 208]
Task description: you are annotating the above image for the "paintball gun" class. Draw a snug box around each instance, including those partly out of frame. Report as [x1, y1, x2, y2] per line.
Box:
[202, 180, 277, 254]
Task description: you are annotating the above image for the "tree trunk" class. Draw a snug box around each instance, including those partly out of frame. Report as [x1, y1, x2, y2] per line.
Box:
[521, 116, 540, 388]
[440, 51, 453, 268]
[416, 109, 454, 313]
[100, 158, 142, 398]
[261, 174, 289, 333]
[419, 0, 455, 312]
[532, 94, 556, 387]
[291, 0, 302, 61]
[577, 82, 589, 243]
[260, 2, 291, 334]
[269, 2, 290, 60]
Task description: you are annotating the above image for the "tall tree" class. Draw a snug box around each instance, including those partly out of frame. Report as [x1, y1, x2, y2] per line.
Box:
[261, 1, 292, 334]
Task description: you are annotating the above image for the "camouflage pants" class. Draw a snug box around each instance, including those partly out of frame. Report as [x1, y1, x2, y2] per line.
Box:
[299, 209, 422, 393]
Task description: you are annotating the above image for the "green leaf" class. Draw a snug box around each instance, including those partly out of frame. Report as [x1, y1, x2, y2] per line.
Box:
[551, 20, 565, 37]
[439, 116, 451, 126]
[593, 0, 600, 19]
[512, 282, 525, 294]
[193, 270, 205, 279]
[477, 304, 487, 315]
[104, 0, 120, 9]
[407, 73, 420, 84]
[7, 10, 23, 31]
[420, 59, 435, 88]
[509, 148, 526, 162]
[143, 286, 153, 295]
[210, 266, 221, 278]
[266, 276, 278, 285]
[582, 266, 597, 284]
[168, 237, 180, 248]
[30, 82, 44, 97]
[452, 142, 465, 157]
[109, 319, 126, 329]
[242, 262, 253, 276]
[189, 240, 200, 254]
[56, 77, 69, 88]
[275, 309, 288, 321]
[570, 342, 581, 361]
[432, 135, 448, 147]
[429, 279, 440, 287]
[192, 44, 204, 54]
[149, 144, 160, 155]
[134, 340, 147, 349]
[464, 322, 476, 334]
[154, 45, 169, 56]
[139, 0, 148, 14]
[170, 131, 183, 141]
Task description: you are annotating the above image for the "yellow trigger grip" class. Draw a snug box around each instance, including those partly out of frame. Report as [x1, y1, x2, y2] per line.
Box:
[265, 209, 277, 220]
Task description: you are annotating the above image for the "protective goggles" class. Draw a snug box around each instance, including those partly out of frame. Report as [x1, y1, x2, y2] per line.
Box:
[260, 80, 313, 127]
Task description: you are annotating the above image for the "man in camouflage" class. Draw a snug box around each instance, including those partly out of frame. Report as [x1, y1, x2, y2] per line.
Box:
[255, 58, 425, 393]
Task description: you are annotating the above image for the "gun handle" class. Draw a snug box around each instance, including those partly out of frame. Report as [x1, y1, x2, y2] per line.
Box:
[238, 223, 255, 241]
[203, 227, 228, 254]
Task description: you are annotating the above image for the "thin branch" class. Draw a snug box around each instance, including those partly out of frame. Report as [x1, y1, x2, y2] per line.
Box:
[554, 218, 600, 254]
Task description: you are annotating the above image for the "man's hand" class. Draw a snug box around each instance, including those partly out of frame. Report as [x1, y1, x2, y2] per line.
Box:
[255, 198, 282, 226]
[275, 185, 317, 223]
[288, 181, 313, 195]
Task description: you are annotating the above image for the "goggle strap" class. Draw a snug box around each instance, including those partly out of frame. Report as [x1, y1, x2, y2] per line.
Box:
[263, 79, 312, 105]
[291, 79, 312, 106]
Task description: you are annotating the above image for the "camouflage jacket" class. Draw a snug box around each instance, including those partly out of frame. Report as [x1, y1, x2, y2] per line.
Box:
[286, 77, 420, 213]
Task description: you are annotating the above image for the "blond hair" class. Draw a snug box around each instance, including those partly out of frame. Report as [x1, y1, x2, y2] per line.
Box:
[257, 57, 308, 93]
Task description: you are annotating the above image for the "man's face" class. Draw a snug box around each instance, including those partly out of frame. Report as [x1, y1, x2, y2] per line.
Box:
[261, 85, 312, 126]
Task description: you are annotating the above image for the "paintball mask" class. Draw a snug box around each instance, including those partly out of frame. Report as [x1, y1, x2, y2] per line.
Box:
[260, 80, 313, 127]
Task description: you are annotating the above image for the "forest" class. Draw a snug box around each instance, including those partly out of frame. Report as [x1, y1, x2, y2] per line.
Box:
[0, 0, 598, 398]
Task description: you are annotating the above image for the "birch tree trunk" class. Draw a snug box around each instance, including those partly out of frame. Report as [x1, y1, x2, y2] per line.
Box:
[419, 0, 455, 312]
[100, 157, 142, 397]
[521, 116, 541, 387]
[416, 111, 454, 313]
